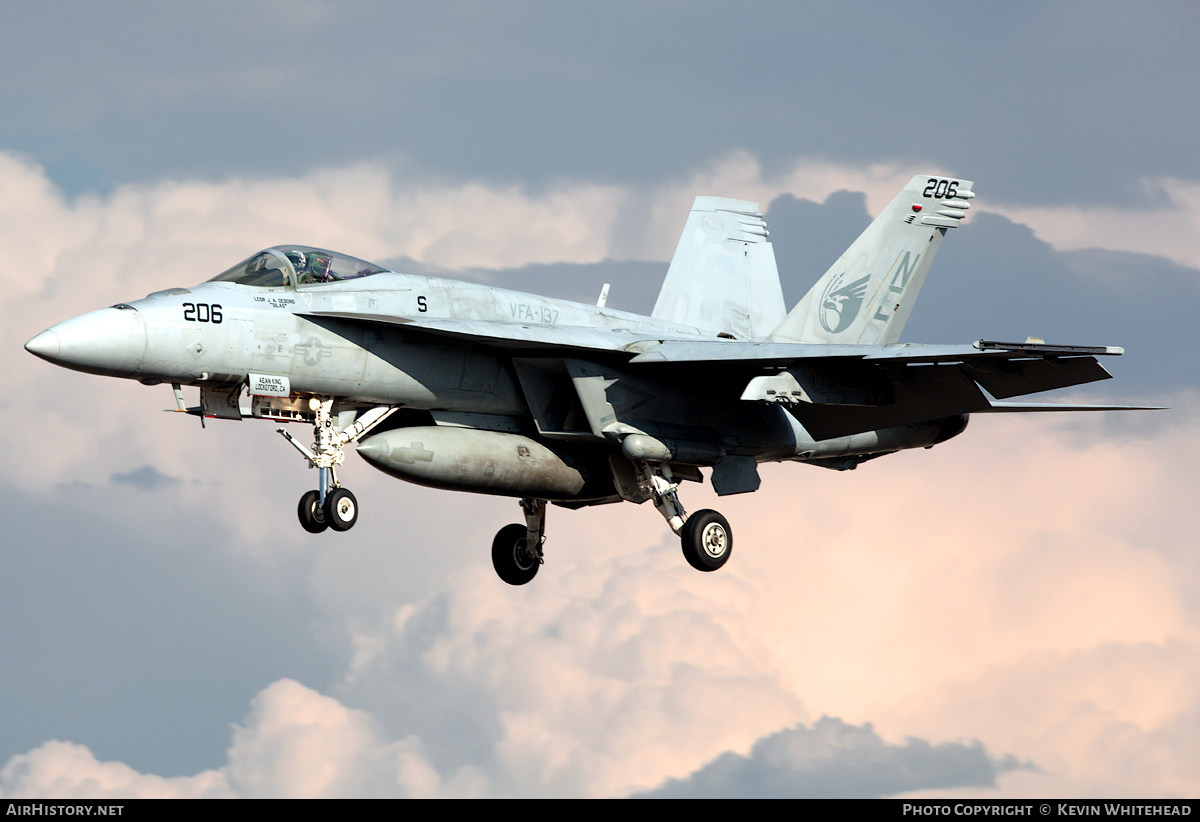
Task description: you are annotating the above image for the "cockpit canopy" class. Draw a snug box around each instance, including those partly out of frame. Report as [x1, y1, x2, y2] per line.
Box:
[208, 246, 387, 288]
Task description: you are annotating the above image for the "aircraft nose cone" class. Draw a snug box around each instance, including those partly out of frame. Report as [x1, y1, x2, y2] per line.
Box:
[356, 436, 390, 463]
[24, 329, 60, 360]
[26, 307, 147, 377]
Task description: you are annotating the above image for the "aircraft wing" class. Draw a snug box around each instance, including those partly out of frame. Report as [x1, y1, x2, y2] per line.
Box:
[302, 310, 1124, 368]
[298, 310, 700, 352]
[302, 310, 1149, 433]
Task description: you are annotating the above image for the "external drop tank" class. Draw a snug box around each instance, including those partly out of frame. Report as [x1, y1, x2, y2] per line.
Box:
[357, 427, 612, 501]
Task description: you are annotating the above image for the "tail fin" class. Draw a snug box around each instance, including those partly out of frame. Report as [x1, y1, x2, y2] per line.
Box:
[652, 196, 786, 341]
[769, 175, 974, 345]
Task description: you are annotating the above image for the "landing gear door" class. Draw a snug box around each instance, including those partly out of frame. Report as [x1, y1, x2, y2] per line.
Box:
[200, 383, 243, 420]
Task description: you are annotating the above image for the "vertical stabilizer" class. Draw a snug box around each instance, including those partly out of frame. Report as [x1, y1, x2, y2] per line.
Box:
[769, 175, 974, 345]
[652, 197, 786, 340]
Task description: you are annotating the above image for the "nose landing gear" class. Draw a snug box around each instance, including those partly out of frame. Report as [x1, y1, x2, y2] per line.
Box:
[324, 487, 358, 531]
[278, 399, 394, 534]
[298, 489, 327, 533]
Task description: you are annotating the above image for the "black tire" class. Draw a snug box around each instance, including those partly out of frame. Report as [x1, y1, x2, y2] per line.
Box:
[324, 487, 358, 532]
[492, 523, 540, 586]
[298, 490, 328, 534]
[681, 510, 732, 572]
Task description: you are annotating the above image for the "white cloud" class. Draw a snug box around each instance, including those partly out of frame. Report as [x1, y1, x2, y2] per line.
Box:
[223, 679, 449, 798]
[0, 681, 459, 799]
[984, 177, 1200, 272]
[0, 741, 230, 799]
[0, 151, 630, 299]
[640, 717, 1028, 798]
[376, 556, 809, 797]
[634, 152, 1200, 273]
[894, 642, 1200, 799]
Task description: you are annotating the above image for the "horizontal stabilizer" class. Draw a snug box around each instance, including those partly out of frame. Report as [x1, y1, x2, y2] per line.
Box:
[962, 356, 1112, 398]
[980, 401, 1165, 412]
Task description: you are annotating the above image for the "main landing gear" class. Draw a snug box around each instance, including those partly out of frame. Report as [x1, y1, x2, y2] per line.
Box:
[279, 398, 394, 534]
[488, 464, 734, 586]
[636, 460, 733, 574]
[492, 498, 545, 586]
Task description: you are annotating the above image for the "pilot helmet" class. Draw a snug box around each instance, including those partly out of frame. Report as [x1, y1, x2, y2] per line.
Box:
[285, 249, 308, 272]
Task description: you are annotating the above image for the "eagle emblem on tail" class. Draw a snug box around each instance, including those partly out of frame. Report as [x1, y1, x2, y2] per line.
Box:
[818, 272, 870, 334]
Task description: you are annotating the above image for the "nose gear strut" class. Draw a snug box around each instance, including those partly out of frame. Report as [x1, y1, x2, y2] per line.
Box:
[278, 398, 396, 533]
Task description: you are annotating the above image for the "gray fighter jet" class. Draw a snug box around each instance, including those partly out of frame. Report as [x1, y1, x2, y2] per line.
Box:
[25, 175, 1141, 585]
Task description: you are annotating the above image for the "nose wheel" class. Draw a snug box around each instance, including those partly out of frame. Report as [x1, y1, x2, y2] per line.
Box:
[298, 490, 327, 533]
[324, 487, 358, 531]
[296, 487, 357, 533]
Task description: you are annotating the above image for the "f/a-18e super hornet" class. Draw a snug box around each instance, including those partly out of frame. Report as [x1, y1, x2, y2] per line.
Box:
[25, 175, 1142, 585]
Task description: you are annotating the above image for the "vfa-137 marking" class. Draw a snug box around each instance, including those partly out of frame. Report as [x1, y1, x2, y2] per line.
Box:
[26, 175, 1150, 585]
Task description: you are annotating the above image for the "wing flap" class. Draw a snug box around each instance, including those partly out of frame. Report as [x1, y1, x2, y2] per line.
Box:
[626, 338, 1125, 364]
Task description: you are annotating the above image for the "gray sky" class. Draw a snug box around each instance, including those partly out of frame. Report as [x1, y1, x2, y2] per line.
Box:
[3, 2, 1198, 205]
[2, 1, 1199, 798]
